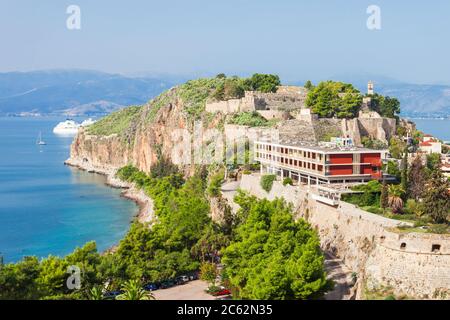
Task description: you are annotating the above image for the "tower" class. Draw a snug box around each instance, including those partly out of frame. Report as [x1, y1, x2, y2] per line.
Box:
[368, 81, 374, 95]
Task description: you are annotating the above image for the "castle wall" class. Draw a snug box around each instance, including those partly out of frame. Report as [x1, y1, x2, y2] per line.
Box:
[236, 174, 450, 299]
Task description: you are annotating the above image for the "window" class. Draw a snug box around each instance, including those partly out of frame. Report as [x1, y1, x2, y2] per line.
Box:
[432, 244, 441, 253]
[400, 243, 406, 250]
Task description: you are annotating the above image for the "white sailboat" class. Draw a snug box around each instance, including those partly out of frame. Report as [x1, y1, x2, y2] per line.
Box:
[36, 131, 46, 145]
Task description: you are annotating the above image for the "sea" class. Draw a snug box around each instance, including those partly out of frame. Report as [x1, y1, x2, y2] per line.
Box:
[0, 116, 448, 264]
[0, 116, 137, 263]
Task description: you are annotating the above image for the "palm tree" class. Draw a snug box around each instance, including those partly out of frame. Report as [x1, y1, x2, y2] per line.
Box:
[89, 286, 104, 300]
[116, 280, 155, 300]
[388, 184, 404, 214]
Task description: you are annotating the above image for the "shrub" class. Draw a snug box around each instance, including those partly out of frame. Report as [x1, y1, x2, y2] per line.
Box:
[282, 177, 293, 186]
[207, 170, 225, 197]
[227, 111, 269, 127]
[404, 199, 425, 217]
[260, 174, 276, 192]
[87, 106, 141, 136]
[428, 224, 449, 234]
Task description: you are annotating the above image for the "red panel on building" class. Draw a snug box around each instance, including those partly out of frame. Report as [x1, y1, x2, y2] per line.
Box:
[329, 154, 353, 164]
[329, 165, 353, 175]
[361, 153, 381, 165]
[361, 164, 373, 175]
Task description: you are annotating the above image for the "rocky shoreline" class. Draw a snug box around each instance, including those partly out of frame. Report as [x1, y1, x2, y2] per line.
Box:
[64, 157, 154, 225]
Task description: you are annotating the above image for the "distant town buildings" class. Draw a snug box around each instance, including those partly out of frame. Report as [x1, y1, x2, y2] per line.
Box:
[418, 134, 442, 154]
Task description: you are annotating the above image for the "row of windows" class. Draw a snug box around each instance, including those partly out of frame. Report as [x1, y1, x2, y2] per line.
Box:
[256, 144, 324, 161]
[256, 152, 324, 172]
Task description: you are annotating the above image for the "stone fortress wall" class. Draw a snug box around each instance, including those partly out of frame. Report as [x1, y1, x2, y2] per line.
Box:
[236, 174, 450, 299]
[206, 85, 397, 146]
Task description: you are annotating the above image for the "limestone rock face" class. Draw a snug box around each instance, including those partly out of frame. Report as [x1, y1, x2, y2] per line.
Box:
[68, 88, 224, 174]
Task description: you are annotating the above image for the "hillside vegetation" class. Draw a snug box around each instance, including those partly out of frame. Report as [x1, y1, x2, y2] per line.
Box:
[85, 74, 282, 136]
[86, 106, 142, 136]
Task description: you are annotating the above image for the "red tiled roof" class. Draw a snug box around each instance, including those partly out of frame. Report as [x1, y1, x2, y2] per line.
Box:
[420, 142, 432, 147]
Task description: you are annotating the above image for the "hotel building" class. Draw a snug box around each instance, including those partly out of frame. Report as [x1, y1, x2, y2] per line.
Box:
[254, 139, 386, 185]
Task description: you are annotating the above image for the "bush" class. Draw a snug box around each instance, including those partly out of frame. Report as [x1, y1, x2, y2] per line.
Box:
[282, 177, 293, 186]
[404, 199, 425, 217]
[428, 224, 449, 234]
[207, 170, 225, 197]
[87, 106, 141, 137]
[260, 174, 277, 192]
[227, 112, 270, 127]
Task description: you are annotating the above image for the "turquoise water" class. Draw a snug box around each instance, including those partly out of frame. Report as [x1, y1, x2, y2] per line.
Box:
[0, 117, 137, 263]
[412, 118, 450, 141]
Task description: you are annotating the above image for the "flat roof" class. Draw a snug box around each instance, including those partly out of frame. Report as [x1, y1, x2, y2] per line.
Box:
[255, 139, 387, 154]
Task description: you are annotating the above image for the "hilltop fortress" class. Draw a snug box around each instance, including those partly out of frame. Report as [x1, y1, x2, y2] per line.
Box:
[206, 84, 397, 146]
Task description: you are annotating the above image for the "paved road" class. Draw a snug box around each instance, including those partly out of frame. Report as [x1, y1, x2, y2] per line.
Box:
[323, 253, 354, 300]
[153, 280, 216, 300]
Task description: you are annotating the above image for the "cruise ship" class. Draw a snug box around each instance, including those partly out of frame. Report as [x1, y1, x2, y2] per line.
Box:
[53, 118, 96, 135]
[53, 119, 80, 135]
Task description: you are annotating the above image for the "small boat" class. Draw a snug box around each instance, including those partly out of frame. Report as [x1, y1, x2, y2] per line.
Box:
[37, 131, 46, 145]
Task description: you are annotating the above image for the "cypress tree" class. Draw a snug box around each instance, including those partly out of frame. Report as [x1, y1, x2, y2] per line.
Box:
[400, 147, 408, 198]
[380, 180, 389, 210]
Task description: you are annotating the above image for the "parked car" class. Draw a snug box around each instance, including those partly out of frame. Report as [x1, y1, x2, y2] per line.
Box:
[187, 271, 199, 281]
[175, 275, 190, 284]
[103, 290, 124, 300]
[212, 288, 231, 297]
[160, 279, 176, 289]
[143, 282, 160, 291]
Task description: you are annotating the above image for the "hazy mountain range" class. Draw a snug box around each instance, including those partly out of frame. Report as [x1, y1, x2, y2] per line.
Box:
[0, 70, 180, 116]
[0, 70, 449, 117]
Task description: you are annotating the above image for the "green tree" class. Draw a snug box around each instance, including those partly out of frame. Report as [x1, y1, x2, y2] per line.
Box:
[426, 153, 441, 172]
[305, 81, 362, 119]
[222, 197, 329, 300]
[200, 262, 218, 287]
[0, 256, 40, 300]
[116, 280, 155, 300]
[387, 184, 405, 214]
[260, 174, 277, 192]
[304, 80, 314, 90]
[389, 137, 406, 159]
[207, 169, 225, 197]
[369, 94, 401, 118]
[422, 170, 450, 224]
[243, 74, 281, 93]
[385, 160, 401, 180]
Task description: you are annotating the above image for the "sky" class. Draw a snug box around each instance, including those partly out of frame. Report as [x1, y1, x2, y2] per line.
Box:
[1, 0, 450, 84]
